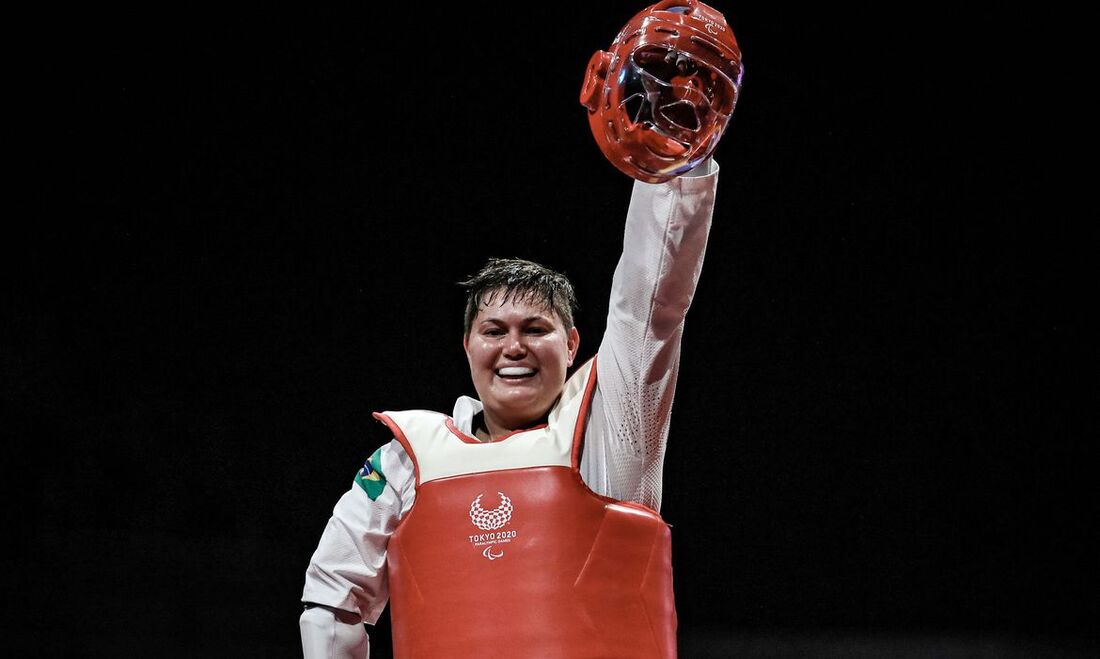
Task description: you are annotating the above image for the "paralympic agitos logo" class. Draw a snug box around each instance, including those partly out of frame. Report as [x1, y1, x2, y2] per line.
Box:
[467, 492, 517, 560]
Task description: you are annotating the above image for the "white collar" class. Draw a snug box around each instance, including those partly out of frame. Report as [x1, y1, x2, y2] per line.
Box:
[451, 395, 483, 434]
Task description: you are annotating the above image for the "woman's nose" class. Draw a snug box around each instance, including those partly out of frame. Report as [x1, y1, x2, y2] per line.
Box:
[503, 332, 527, 358]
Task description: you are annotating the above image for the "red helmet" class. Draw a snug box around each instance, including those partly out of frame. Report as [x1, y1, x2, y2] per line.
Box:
[580, 0, 743, 182]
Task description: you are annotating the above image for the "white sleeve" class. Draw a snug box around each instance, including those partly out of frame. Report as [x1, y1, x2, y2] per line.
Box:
[300, 439, 416, 658]
[300, 606, 370, 658]
[580, 160, 719, 511]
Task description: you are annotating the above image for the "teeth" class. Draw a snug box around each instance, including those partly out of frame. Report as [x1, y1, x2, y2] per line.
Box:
[498, 367, 535, 376]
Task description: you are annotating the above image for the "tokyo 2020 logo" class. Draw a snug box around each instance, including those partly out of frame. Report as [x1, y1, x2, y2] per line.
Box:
[469, 492, 513, 531]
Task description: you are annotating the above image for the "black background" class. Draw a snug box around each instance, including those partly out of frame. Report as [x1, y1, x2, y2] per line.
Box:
[5, 3, 1092, 657]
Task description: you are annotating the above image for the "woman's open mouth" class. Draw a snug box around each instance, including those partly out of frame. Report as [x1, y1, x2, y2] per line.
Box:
[496, 367, 537, 380]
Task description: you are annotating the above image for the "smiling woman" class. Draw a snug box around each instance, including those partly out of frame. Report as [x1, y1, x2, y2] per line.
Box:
[300, 157, 720, 658]
[299, 4, 730, 656]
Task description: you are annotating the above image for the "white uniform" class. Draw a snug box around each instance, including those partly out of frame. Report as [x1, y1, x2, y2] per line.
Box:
[300, 161, 719, 657]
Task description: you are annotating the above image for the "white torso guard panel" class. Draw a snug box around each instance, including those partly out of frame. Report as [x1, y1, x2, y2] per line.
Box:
[374, 359, 677, 659]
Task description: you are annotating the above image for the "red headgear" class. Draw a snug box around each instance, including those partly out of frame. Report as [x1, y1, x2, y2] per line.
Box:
[580, 0, 743, 182]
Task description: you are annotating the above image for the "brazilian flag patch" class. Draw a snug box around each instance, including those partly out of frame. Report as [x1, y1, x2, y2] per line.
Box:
[354, 447, 387, 501]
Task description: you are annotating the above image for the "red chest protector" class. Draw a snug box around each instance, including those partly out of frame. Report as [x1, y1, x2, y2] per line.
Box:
[373, 359, 677, 658]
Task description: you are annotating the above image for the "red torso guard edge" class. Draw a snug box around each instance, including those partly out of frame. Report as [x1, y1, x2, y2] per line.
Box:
[373, 358, 677, 658]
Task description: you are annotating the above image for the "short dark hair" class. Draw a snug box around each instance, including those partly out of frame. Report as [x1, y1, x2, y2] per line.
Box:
[459, 258, 578, 336]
